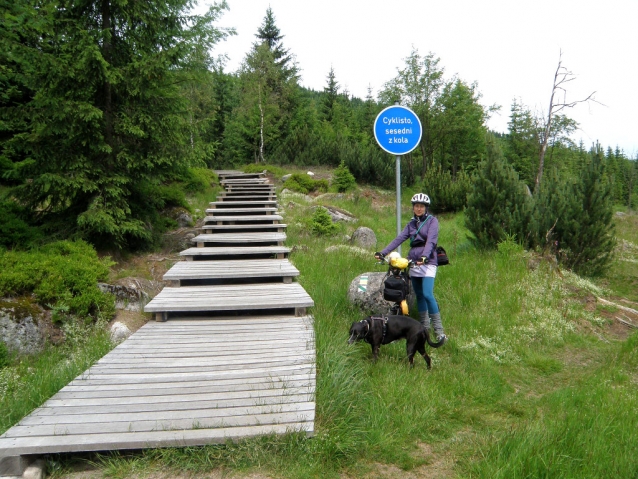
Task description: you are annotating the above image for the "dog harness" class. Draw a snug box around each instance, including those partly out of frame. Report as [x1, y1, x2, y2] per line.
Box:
[367, 316, 388, 343]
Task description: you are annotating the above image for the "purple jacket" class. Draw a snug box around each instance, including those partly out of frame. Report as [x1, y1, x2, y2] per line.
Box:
[380, 215, 439, 265]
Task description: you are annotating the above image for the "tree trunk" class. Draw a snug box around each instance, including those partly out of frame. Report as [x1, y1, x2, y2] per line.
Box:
[258, 83, 265, 163]
[101, 0, 113, 148]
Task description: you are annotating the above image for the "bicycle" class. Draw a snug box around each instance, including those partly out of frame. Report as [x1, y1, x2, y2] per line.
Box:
[375, 252, 415, 316]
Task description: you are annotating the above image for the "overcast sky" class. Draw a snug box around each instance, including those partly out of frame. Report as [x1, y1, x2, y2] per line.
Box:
[210, 0, 637, 156]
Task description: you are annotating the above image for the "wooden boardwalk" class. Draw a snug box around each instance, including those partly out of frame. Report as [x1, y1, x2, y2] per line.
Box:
[0, 171, 316, 476]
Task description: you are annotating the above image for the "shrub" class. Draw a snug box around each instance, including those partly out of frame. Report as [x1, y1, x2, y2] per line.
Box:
[242, 164, 286, 178]
[421, 165, 472, 212]
[332, 161, 356, 192]
[0, 199, 43, 249]
[0, 240, 115, 322]
[0, 341, 9, 368]
[310, 207, 338, 236]
[182, 168, 217, 193]
[283, 174, 329, 195]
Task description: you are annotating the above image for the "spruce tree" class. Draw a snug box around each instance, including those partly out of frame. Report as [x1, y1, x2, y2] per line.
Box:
[1, 0, 232, 248]
[556, 146, 615, 275]
[255, 7, 296, 79]
[465, 135, 533, 248]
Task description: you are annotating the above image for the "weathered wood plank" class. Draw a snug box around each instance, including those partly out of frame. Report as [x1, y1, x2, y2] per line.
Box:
[144, 283, 314, 313]
[203, 215, 283, 223]
[7, 410, 315, 437]
[200, 224, 287, 233]
[69, 365, 316, 385]
[180, 246, 290, 258]
[163, 259, 298, 281]
[51, 377, 315, 399]
[208, 200, 277, 208]
[192, 232, 286, 244]
[0, 423, 313, 456]
[204, 207, 278, 215]
[16, 400, 315, 427]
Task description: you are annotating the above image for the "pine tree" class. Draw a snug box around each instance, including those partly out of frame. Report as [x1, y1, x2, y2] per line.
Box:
[556, 146, 616, 275]
[465, 135, 533, 248]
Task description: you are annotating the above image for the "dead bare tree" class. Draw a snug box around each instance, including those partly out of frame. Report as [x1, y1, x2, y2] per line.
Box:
[535, 51, 598, 192]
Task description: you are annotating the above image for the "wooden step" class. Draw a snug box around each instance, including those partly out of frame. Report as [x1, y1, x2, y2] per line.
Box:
[209, 200, 277, 208]
[199, 224, 287, 234]
[203, 215, 283, 225]
[180, 246, 290, 260]
[205, 207, 278, 216]
[144, 283, 314, 318]
[192, 232, 286, 247]
[163, 259, 299, 283]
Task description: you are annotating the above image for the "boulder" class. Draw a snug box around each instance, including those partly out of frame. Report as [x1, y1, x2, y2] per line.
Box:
[281, 174, 292, 181]
[0, 300, 46, 355]
[110, 321, 132, 343]
[347, 272, 415, 316]
[98, 278, 161, 311]
[307, 171, 315, 176]
[350, 226, 377, 249]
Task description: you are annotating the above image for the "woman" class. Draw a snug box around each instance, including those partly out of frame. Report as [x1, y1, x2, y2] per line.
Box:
[375, 193, 447, 343]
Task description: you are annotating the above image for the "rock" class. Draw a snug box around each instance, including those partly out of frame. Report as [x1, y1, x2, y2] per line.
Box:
[351, 226, 377, 249]
[312, 205, 356, 223]
[98, 278, 162, 311]
[307, 171, 315, 176]
[347, 272, 415, 316]
[110, 321, 132, 343]
[0, 299, 46, 355]
[176, 212, 193, 227]
[282, 174, 292, 181]
[615, 211, 626, 217]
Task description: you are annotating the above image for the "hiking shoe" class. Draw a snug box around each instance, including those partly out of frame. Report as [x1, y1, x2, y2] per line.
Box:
[436, 334, 448, 344]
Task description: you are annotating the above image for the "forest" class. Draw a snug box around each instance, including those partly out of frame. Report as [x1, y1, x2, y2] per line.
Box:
[1, 0, 636, 262]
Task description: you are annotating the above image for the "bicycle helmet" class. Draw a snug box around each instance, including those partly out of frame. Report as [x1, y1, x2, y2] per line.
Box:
[411, 193, 430, 205]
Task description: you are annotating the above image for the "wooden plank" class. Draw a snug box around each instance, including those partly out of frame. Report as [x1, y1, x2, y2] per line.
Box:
[200, 224, 286, 233]
[69, 365, 316, 385]
[15, 400, 314, 427]
[208, 200, 277, 208]
[42, 384, 314, 408]
[51, 377, 315, 399]
[203, 215, 283, 223]
[144, 283, 314, 313]
[0, 423, 313, 456]
[180, 246, 290, 258]
[7, 410, 315, 437]
[204, 207, 278, 215]
[191, 232, 286, 244]
[163, 259, 299, 281]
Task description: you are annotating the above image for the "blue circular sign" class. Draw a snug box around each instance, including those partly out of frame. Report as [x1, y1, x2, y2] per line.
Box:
[373, 105, 422, 155]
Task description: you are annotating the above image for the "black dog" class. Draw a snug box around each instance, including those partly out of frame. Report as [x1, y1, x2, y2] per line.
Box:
[348, 315, 445, 368]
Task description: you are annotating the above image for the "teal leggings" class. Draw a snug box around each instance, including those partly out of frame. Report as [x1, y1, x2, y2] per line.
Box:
[411, 276, 439, 314]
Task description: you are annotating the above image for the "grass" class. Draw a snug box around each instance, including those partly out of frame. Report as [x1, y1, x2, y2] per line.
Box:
[4, 183, 637, 478]
[0, 322, 113, 434]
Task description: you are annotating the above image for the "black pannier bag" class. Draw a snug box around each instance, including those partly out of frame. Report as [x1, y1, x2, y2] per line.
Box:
[383, 271, 410, 302]
[436, 246, 450, 266]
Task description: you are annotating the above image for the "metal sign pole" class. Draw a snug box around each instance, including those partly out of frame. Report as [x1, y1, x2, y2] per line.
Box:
[396, 155, 401, 256]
